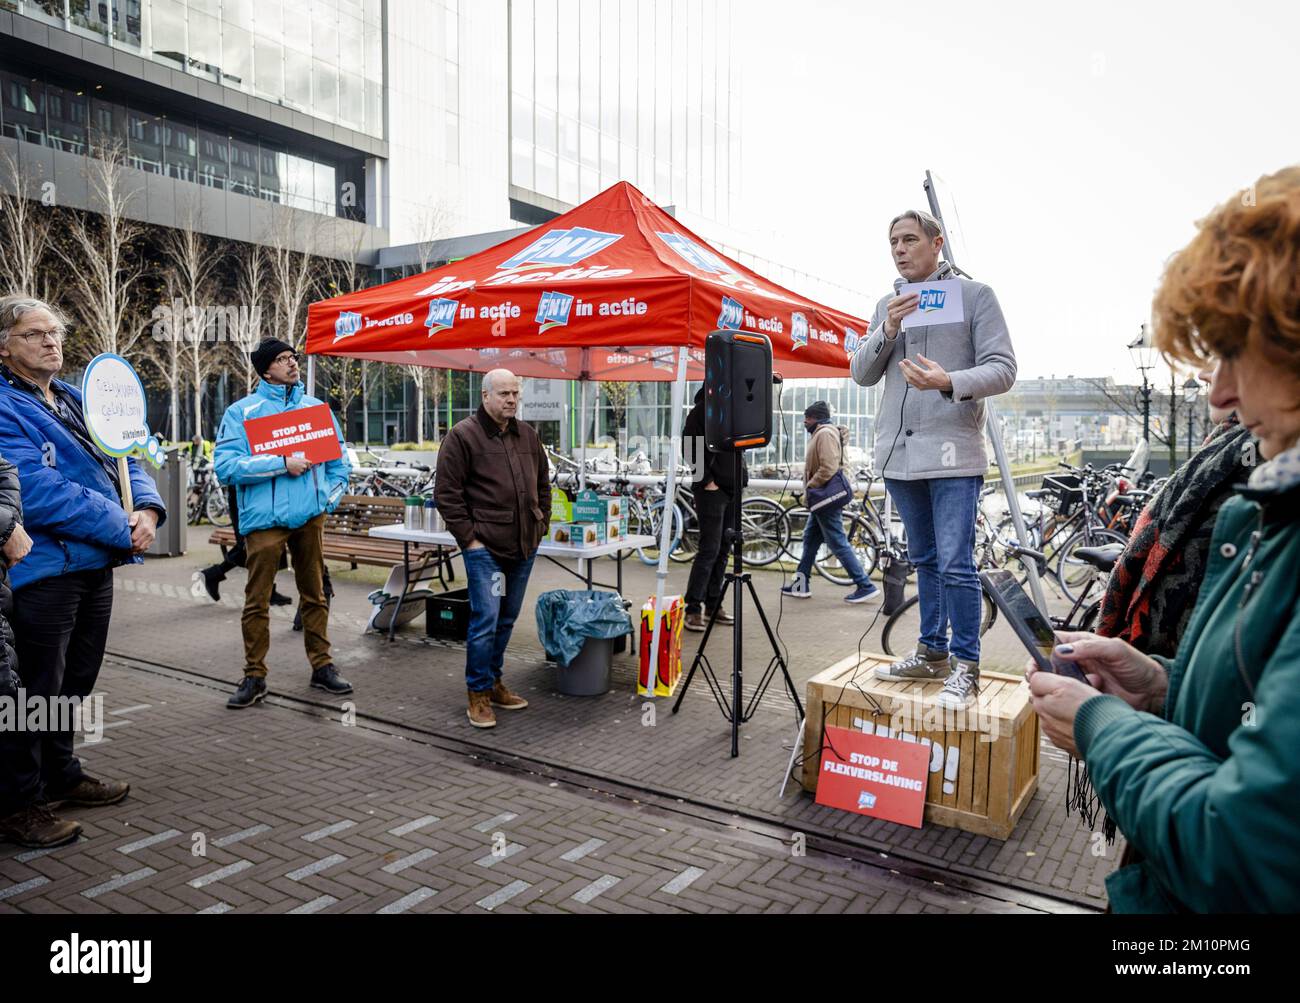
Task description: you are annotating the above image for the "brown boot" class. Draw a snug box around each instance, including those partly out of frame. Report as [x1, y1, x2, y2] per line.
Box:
[490, 680, 529, 710]
[46, 775, 130, 809]
[467, 689, 497, 729]
[0, 803, 82, 849]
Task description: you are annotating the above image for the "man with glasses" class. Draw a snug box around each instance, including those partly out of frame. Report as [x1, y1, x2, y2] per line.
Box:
[214, 338, 352, 709]
[0, 296, 166, 848]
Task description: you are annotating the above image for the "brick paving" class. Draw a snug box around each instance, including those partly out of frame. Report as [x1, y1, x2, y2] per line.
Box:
[0, 660, 1084, 914]
[0, 544, 1121, 912]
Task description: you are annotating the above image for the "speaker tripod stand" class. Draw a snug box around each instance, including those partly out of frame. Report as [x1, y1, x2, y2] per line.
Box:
[671, 452, 804, 757]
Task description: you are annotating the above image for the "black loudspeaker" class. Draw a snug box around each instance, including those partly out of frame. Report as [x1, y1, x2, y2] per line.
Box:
[704, 330, 773, 452]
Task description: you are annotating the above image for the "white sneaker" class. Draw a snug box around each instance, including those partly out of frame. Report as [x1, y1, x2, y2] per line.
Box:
[935, 660, 980, 708]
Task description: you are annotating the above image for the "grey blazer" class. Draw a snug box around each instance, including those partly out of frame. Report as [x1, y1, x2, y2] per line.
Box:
[851, 264, 1017, 480]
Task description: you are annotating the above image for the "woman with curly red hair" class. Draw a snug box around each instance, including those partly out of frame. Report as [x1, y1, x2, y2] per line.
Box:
[1028, 166, 1300, 913]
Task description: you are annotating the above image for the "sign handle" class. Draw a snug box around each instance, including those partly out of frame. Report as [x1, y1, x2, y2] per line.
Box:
[118, 455, 133, 514]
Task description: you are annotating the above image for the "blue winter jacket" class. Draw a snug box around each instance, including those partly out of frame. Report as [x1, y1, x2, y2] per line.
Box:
[0, 376, 166, 590]
[214, 380, 350, 535]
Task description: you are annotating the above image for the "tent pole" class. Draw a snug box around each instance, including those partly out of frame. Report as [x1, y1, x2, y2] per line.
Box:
[646, 346, 689, 698]
[579, 349, 589, 494]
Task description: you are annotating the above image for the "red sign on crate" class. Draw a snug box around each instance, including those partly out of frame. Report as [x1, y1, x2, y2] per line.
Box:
[814, 727, 930, 828]
[243, 403, 342, 464]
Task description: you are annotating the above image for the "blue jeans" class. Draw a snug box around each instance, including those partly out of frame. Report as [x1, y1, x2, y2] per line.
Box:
[463, 547, 537, 692]
[795, 505, 871, 589]
[885, 476, 982, 663]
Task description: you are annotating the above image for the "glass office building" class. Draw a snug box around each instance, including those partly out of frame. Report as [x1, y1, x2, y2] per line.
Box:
[15, 0, 384, 137]
[508, 0, 739, 227]
[2, 0, 875, 453]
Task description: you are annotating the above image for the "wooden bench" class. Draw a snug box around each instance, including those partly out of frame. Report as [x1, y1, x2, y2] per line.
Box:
[208, 495, 455, 579]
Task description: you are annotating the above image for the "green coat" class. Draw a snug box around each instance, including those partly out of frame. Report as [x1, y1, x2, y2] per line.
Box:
[1075, 444, 1300, 913]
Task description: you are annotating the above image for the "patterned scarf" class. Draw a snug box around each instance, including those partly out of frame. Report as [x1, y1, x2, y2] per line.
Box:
[1096, 418, 1252, 658]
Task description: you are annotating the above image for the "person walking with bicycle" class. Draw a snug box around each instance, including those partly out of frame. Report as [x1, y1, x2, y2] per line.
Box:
[851, 210, 1016, 708]
[781, 401, 879, 604]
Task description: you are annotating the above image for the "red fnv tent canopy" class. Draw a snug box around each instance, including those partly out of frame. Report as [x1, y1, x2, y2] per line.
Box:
[304, 181, 870, 381]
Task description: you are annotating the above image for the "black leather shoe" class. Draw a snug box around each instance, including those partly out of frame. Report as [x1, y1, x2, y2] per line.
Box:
[310, 664, 353, 695]
[201, 566, 223, 602]
[227, 676, 267, 709]
[270, 588, 293, 607]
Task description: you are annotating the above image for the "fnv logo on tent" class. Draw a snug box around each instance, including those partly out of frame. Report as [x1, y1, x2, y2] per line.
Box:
[655, 232, 728, 274]
[791, 312, 809, 350]
[50, 935, 151, 983]
[334, 311, 362, 342]
[718, 296, 744, 331]
[425, 298, 459, 335]
[536, 291, 575, 332]
[498, 227, 622, 271]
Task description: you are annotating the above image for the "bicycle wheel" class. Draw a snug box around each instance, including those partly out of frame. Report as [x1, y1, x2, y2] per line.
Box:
[881, 592, 997, 657]
[739, 496, 788, 568]
[815, 513, 880, 585]
[205, 486, 231, 527]
[635, 498, 683, 566]
[668, 499, 698, 564]
[1055, 527, 1127, 603]
[783, 505, 810, 562]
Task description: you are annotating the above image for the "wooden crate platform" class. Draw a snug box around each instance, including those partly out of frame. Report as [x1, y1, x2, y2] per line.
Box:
[801, 652, 1040, 840]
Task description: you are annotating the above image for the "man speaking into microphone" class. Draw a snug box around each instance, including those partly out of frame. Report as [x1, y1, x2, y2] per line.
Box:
[851, 209, 1016, 707]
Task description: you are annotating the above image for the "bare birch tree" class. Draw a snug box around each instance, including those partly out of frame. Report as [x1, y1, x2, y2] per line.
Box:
[159, 200, 224, 439]
[228, 241, 273, 394]
[315, 226, 372, 435]
[263, 204, 321, 349]
[402, 201, 453, 443]
[140, 271, 186, 443]
[0, 147, 55, 300]
[54, 141, 147, 362]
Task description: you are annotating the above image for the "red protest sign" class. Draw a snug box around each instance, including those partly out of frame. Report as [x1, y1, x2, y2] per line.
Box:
[243, 403, 342, 464]
[814, 727, 930, 828]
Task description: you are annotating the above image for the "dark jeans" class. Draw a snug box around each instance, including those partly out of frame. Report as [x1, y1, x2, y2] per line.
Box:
[463, 547, 537, 692]
[885, 476, 983, 662]
[685, 486, 731, 613]
[795, 505, 871, 589]
[0, 567, 114, 814]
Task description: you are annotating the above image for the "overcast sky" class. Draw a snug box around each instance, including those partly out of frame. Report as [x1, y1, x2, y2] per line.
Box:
[735, 0, 1297, 385]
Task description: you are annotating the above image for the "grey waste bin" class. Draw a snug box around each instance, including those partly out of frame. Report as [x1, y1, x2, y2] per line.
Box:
[556, 637, 614, 697]
[143, 448, 188, 557]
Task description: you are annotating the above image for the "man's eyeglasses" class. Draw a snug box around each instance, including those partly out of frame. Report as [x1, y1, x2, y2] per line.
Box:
[273, 352, 298, 366]
[12, 327, 65, 344]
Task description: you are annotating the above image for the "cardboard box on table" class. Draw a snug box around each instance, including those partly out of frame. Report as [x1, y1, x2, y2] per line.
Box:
[573, 489, 624, 525]
[638, 595, 685, 697]
[550, 488, 573, 525]
[549, 522, 599, 547]
[801, 653, 1040, 839]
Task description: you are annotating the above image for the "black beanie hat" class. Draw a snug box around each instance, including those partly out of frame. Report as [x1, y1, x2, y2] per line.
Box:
[804, 400, 831, 423]
[251, 338, 295, 377]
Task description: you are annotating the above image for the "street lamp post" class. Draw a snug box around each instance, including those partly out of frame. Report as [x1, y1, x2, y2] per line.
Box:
[1183, 377, 1201, 463]
[1128, 324, 1157, 444]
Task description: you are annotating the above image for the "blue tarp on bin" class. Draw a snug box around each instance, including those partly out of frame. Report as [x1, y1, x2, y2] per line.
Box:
[535, 590, 633, 666]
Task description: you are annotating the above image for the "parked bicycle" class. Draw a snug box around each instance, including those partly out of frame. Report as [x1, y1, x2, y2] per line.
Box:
[187, 457, 231, 527]
[879, 539, 1120, 657]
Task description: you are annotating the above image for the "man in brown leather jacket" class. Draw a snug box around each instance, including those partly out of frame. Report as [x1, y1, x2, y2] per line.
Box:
[436, 369, 550, 728]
